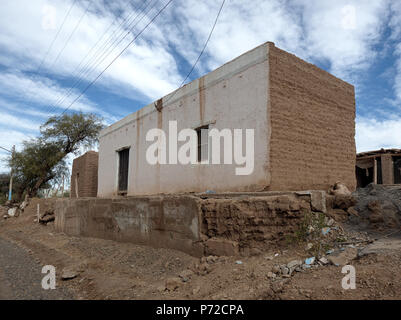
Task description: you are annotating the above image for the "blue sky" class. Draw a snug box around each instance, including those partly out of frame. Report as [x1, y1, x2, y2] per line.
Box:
[0, 0, 401, 172]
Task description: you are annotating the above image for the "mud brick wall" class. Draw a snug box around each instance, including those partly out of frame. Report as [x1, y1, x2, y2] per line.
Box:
[381, 155, 394, 184]
[71, 151, 99, 198]
[268, 44, 356, 191]
[200, 194, 312, 256]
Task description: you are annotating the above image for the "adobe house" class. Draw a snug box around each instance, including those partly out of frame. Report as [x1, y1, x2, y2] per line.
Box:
[97, 42, 356, 197]
[356, 149, 401, 188]
[70, 151, 99, 198]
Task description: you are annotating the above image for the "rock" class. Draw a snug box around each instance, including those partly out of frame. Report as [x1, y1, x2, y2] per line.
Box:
[198, 263, 211, 275]
[19, 200, 29, 211]
[367, 201, 384, 223]
[7, 207, 17, 217]
[287, 260, 302, 269]
[327, 247, 358, 266]
[61, 267, 79, 280]
[326, 218, 335, 226]
[295, 266, 303, 272]
[39, 210, 55, 224]
[329, 182, 351, 196]
[179, 269, 194, 282]
[302, 264, 311, 270]
[192, 286, 201, 295]
[334, 195, 357, 210]
[267, 272, 276, 279]
[347, 207, 359, 217]
[206, 256, 218, 264]
[305, 243, 313, 251]
[280, 265, 290, 276]
[165, 277, 182, 291]
[272, 265, 281, 274]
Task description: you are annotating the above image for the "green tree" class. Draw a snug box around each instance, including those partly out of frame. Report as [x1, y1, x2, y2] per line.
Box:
[9, 112, 104, 199]
[0, 173, 10, 204]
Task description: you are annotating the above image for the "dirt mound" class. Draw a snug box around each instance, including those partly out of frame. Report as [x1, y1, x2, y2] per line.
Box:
[349, 184, 401, 231]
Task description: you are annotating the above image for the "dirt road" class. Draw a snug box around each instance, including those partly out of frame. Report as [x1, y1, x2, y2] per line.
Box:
[1, 204, 401, 300]
[0, 237, 73, 300]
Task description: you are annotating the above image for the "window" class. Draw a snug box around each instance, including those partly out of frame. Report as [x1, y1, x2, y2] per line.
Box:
[196, 125, 209, 163]
[118, 148, 130, 193]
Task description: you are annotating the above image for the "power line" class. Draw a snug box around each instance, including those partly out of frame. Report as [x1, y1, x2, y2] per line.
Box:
[46, 0, 155, 115]
[35, 0, 78, 76]
[165, 0, 226, 104]
[15, 0, 77, 113]
[60, 0, 174, 115]
[0, 146, 12, 154]
[46, 0, 93, 71]
[43, 0, 137, 114]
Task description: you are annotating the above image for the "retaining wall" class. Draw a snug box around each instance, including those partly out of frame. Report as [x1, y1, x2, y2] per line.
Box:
[55, 191, 326, 257]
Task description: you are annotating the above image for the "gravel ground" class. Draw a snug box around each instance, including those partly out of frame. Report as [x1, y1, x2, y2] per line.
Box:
[0, 237, 74, 300]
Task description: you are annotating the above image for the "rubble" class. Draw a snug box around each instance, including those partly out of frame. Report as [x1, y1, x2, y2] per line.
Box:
[39, 210, 55, 225]
[7, 207, 18, 217]
[327, 247, 358, 266]
[179, 270, 194, 282]
[329, 182, 351, 196]
[349, 184, 401, 230]
[165, 277, 182, 291]
[305, 257, 316, 265]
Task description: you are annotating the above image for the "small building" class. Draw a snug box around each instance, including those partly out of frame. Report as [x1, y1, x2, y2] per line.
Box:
[356, 149, 401, 188]
[97, 42, 356, 197]
[70, 151, 99, 198]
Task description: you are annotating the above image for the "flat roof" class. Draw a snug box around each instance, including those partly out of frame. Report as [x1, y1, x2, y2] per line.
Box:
[357, 148, 401, 158]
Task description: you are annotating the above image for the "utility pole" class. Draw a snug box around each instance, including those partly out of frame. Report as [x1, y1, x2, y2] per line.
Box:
[8, 145, 15, 202]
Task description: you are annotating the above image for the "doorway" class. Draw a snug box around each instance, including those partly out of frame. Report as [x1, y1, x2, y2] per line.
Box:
[394, 156, 401, 184]
[118, 148, 130, 194]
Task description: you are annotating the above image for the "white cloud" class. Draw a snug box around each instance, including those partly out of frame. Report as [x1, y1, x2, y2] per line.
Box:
[0, 112, 40, 131]
[0, 98, 56, 119]
[0, 72, 97, 113]
[0, 0, 399, 167]
[293, 0, 389, 81]
[0, 129, 32, 172]
[356, 117, 401, 152]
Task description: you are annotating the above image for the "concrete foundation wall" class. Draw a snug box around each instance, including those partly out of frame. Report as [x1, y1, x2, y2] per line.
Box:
[71, 151, 99, 198]
[55, 196, 203, 256]
[268, 45, 356, 191]
[55, 191, 326, 257]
